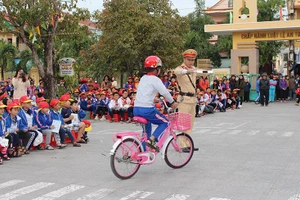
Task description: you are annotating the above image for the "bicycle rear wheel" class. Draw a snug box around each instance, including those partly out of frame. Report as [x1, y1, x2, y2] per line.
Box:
[110, 138, 142, 180]
[164, 133, 194, 169]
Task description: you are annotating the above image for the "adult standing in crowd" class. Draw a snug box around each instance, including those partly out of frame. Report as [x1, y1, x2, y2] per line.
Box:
[279, 76, 288, 102]
[12, 68, 30, 100]
[101, 75, 112, 90]
[111, 77, 118, 88]
[269, 76, 277, 102]
[289, 75, 296, 101]
[229, 75, 237, 92]
[237, 75, 245, 106]
[174, 49, 199, 152]
[259, 73, 270, 107]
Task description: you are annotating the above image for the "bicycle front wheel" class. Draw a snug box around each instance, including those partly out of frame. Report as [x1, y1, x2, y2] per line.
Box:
[110, 138, 142, 180]
[164, 133, 194, 169]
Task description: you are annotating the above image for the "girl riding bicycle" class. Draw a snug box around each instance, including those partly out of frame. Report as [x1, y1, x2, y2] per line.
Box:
[133, 56, 178, 152]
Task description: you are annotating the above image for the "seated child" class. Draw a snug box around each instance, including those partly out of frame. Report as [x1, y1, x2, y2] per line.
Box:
[36, 102, 66, 150]
[61, 95, 87, 143]
[108, 92, 123, 123]
[50, 99, 81, 147]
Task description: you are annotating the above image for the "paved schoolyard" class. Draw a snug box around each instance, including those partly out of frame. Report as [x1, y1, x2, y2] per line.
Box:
[1, 102, 300, 200]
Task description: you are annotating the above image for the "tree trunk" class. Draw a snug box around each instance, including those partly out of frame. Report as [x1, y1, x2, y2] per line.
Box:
[1, 66, 4, 80]
[42, 36, 57, 99]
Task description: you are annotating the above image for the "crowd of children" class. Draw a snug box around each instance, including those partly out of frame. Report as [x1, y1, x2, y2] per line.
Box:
[0, 94, 91, 165]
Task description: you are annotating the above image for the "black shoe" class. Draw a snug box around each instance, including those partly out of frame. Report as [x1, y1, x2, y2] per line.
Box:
[146, 139, 160, 153]
[181, 148, 190, 153]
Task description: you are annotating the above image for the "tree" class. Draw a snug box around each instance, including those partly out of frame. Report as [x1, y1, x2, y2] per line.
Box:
[257, 0, 286, 71]
[0, 0, 90, 98]
[184, 0, 221, 67]
[0, 40, 17, 79]
[92, 0, 188, 81]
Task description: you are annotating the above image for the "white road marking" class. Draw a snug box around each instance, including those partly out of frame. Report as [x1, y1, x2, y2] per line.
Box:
[282, 132, 294, 137]
[229, 122, 248, 129]
[136, 191, 154, 199]
[0, 180, 25, 189]
[33, 184, 85, 200]
[77, 188, 115, 200]
[216, 123, 233, 127]
[119, 191, 154, 200]
[288, 194, 300, 200]
[266, 131, 276, 136]
[165, 194, 190, 200]
[0, 182, 54, 200]
[209, 198, 231, 200]
[228, 130, 242, 135]
[247, 130, 260, 136]
[211, 130, 226, 135]
[197, 129, 211, 134]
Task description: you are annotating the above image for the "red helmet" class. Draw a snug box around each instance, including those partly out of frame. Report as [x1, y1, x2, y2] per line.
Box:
[144, 56, 162, 69]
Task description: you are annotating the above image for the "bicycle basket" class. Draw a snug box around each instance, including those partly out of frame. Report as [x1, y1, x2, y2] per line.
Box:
[169, 112, 192, 131]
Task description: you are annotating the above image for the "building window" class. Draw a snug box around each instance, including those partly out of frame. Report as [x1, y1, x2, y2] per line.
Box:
[7, 38, 12, 44]
[228, 0, 233, 7]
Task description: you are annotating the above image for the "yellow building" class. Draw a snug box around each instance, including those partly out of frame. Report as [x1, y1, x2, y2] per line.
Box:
[205, 0, 300, 75]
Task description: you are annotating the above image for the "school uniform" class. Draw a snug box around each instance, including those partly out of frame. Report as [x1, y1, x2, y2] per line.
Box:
[18, 108, 40, 150]
[36, 110, 62, 147]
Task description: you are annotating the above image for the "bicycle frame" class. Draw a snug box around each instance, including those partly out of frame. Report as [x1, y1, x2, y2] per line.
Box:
[110, 121, 182, 165]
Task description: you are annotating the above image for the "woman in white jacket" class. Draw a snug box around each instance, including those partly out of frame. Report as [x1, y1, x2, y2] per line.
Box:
[12, 69, 30, 100]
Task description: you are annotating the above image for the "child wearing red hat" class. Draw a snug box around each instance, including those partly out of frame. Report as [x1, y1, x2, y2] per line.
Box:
[50, 99, 81, 147]
[61, 98, 88, 143]
[36, 102, 66, 150]
[5, 102, 29, 157]
[18, 96, 43, 152]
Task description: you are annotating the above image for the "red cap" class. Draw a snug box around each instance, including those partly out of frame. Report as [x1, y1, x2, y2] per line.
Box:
[38, 102, 50, 109]
[79, 92, 86, 96]
[80, 78, 88, 84]
[50, 99, 60, 107]
[60, 95, 74, 102]
[13, 99, 20, 105]
[6, 102, 21, 111]
[20, 96, 32, 104]
[36, 97, 46, 104]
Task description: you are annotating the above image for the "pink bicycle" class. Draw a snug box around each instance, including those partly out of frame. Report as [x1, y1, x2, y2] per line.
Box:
[110, 105, 194, 179]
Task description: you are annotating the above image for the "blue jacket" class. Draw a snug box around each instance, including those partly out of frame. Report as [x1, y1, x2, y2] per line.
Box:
[244, 82, 251, 92]
[18, 108, 37, 130]
[95, 98, 109, 107]
[50, 109, 65, 125]
[0, 118, 6, 137]
[256, 79, 260, 92]
[79, 98, 97, 110]
[35, 111, 52, 130]
[79, 84, 88, 92]
[5, 115, 27, 133]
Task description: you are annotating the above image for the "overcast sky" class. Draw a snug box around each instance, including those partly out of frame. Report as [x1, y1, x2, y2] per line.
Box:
[77, 0, 219, 16]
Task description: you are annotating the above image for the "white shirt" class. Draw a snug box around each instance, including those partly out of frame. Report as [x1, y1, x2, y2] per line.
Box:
[108, 99, 119, 109]
[118, 97, 131, 108]
[134, 75, 174, 108]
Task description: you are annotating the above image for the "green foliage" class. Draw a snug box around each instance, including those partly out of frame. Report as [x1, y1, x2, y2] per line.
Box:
[257, 0, 285, 22]
[184, 1, 221, 67]
[0, 0, 91, 98]
[257, 0, 285, 67]
[0, 40, 18, 78]
[88, 0, 188, 79]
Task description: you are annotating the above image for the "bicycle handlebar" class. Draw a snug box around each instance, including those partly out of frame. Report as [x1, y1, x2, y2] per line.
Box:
[160, 96, 183, 114]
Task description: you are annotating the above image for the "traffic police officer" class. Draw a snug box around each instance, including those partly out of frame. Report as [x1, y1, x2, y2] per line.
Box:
[174, 49, 199, 151]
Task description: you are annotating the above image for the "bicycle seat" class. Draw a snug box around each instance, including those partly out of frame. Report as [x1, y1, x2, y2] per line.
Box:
[133, 116, 148, 124]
